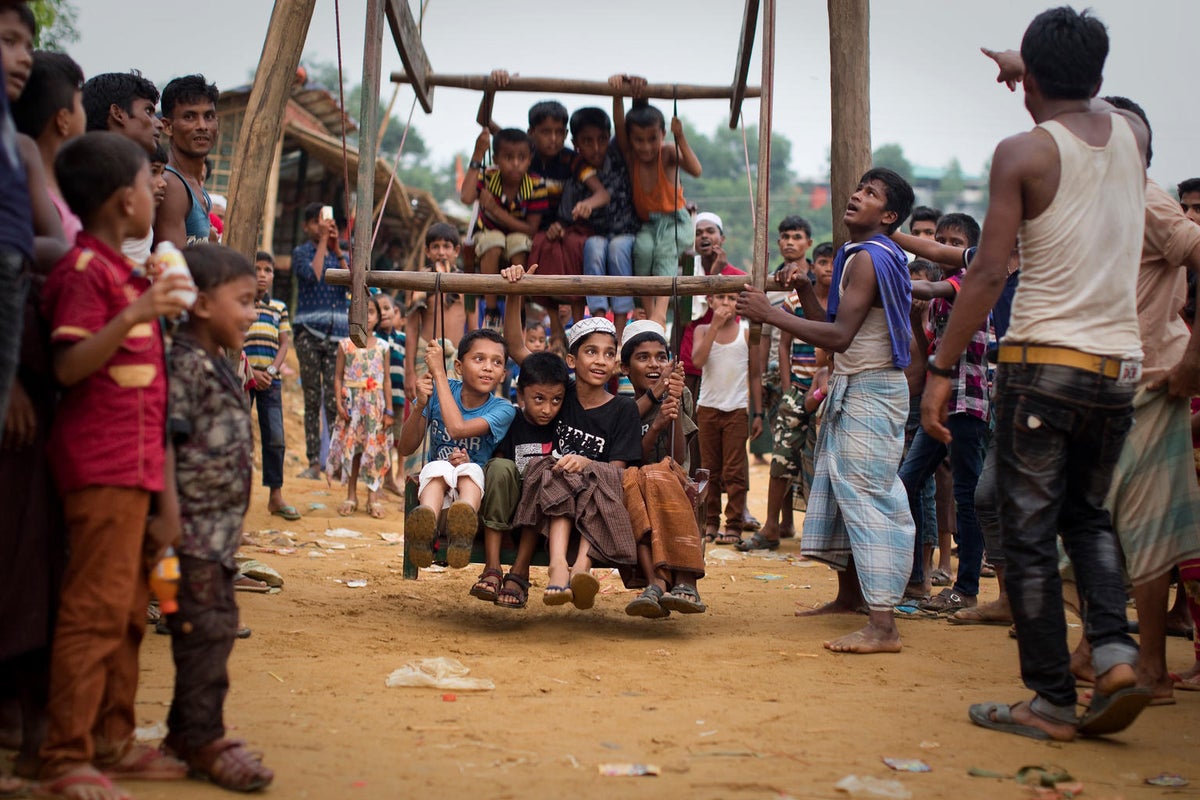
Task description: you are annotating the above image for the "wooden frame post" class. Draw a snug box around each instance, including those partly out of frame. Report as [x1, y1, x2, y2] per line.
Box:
[729, 0, 761, 129]
[349, 0, 384, 346]
[224, 0, 315, 257]
[748, 0, 775, 348]
[828, 0, 872, 247]
[384, 0, 435, 112]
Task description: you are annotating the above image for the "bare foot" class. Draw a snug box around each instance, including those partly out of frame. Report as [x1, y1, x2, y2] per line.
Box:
[952, 597, 1012, 624]
[1095, 662, 1138, 697]
[796, 599, 862, 617]
[824, 625, 902, 654]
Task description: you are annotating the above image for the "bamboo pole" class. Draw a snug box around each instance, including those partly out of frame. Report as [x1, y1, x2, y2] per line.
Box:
[748, 0, 775, 348]
[729, 0, 761, 129]
[224, 0, 316, 258]
[324, 270, 749, 297]
[828, 0, 872, 247]
[349, 0, 384, 347]
[390, 72, 761, 100]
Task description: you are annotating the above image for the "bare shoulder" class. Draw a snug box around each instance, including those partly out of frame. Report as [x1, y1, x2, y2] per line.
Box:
[1113, 108, 1150, 153]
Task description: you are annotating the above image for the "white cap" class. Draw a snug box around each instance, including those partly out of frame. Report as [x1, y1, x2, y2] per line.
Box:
[620, 319, 667, 354]
[694, 211, 723, 232]
[566, 315, 616, 351]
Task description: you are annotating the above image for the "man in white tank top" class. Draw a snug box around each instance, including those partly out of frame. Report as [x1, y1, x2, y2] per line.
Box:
[922, 8, 1153, 742]
[738, 168, 916, 656]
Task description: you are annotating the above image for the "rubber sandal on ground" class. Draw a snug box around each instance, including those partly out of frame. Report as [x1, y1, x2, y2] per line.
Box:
[1077, 686, 1153, 737]
[337, 500, 357, 517]
[713, 529, 742, 546]
[1169, 672, 1200, 692]
[659, 583, 707, 614]
[542, 585, 573, 606]
[444, 501, 478, 569]
[269, 505, 301, 521]
[469, 568, 503, 602]
[98, 743, 186, 782]
[569, 571, 600, 610]
[495, 573, 530, 609]
[625, 585, 670, 619]
[929, 568, 953, 587]
[34, 765, 132, 800]
[234, 575, 270, 593]
[187, 739, 273, 793]
[736, 532, 780, 552]
[967, 701, 1053, 741]
[405, 506, 437, 569]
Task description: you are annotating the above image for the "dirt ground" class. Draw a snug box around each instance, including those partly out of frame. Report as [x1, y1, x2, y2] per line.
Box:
[20, 377, 1200, 800]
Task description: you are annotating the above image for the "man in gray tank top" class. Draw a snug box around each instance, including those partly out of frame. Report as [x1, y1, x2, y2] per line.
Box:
[923, 8, 1160, 742]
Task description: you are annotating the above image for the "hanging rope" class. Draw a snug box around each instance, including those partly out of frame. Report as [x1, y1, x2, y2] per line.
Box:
[670, 86, 683, 356]
[739, 110, 756, 229]
[369, 94, 420, 250]
[332, 0, 353, 239]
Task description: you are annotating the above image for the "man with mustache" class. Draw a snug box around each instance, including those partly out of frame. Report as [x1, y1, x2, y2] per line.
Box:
[155, 74, 218, 248]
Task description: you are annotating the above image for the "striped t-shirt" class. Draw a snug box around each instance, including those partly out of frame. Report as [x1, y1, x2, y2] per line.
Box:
[783, 294, 819, 391]
[385, 329, 405, 411]
[477, 168, 550, 232]
[245, 297, 291, 373]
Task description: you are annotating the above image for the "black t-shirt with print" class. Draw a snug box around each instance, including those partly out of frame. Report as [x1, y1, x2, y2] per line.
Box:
[498, 413, 557, 476]
[553, 384, 642, 465]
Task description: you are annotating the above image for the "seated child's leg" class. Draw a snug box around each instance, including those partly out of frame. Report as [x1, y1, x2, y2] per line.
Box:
[638, 541, 667, 591]
[582, 236, 609, 317]
[478, 245, 503, 316]
[544, 516, 572, 601]
[608, 234, 636, 339]
[479, 458, 519, 575]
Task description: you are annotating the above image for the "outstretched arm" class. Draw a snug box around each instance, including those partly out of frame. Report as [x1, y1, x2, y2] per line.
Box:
[891, 230, 970, 268]
[460, 128, 490, 204]
[910, 279, 957, 301]
[669, 117, 702, 178]
[501, 264, 533, 366]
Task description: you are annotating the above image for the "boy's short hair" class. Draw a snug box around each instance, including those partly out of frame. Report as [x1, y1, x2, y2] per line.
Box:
[255, 250, 274, 264]
[184, 243, 255, 292]
[161, 74, 219, 118]
[1179, 178, 1200, 199]
[812, 242, 835, 261]
[620, 331, 668, 366]
[528, 101, 568, 129]
[625, 100, 665, 134]
[910, 205, 942, 226]
[860, 167, 915, 234]
[910, 258, 941, 282]
[302, 202, 324, 223]
[493, 128, 531, 157]
[55, 131, 147, 222]
[517, 351, 569, 389]
[425, 221, 460, 247]
[458, 328, 508, 362]
[1102, 95, 1152, 167]
[778, 215, 812, 238]
[11, 51, 83, 139]
[524, 319, 546, 333]
[82, 71, 159, 132]
[150, 139, 168, 164]
[569, 106, 611, 138]
[935, 212, 981, 248]
[1020, 6, 1107, 101]
[0, 2, 36, 37]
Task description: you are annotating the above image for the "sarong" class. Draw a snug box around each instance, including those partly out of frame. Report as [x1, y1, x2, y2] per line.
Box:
[619, 458, 706, 588]
[800, 368, 912, 610]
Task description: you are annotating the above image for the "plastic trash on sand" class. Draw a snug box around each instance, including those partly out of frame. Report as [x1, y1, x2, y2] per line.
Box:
[598, 763, 660, 777]
[835, 775, 912, 799]
[385, 657, 495, 691]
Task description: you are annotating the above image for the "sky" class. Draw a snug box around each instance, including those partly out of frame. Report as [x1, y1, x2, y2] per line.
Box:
[70, 0, 1199, 190]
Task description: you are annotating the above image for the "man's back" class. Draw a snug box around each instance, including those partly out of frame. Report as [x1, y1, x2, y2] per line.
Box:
[1006, 113, 1144, 358]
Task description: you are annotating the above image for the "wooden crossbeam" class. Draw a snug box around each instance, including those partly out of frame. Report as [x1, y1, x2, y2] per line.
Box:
[324, 269, 750, 297]
[729, 0, 760, 129]
[391, 72, 761, 100]
[384, 0, 434, 112]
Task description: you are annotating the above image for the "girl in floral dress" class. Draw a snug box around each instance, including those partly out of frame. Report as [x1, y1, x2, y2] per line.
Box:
[327, 298, 394, 518]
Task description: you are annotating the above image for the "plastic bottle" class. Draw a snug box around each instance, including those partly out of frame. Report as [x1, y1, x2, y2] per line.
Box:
[149, 547, 181, 615]
[150, 242, 197, 307]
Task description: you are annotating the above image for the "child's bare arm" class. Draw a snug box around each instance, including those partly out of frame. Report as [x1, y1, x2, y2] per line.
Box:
[382, 348, 394, 419]
[572, 174, 611, 220]
[607, 74, 643, 160]
[425, 340, 491, 440]
[18, 136, 69, 271]
[461, 129, 490, 204]
[669, 118, 702, 177]
[502, 265, 532, 366]
[274, 328, 290, 371]
[397, 373, 432, 456]
[146, 441, 182, 566]
[891, 230, 969, 268]
[53, 275, 192, 387]
[477, 190, 538, 236]
[911, 278, 957, 301]
[779, 331, 793, 392]
[747, 330, 763, 439]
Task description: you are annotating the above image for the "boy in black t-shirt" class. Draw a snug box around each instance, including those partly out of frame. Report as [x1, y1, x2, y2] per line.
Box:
[476, 352, 569, 609]
[503, 264, 642, 611]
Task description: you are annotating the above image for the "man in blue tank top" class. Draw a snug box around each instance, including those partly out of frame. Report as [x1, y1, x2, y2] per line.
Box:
[155, 75, 218, 247]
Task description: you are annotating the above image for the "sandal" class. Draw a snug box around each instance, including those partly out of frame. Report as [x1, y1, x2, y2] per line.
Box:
[918, 588, 975, 615]
[337, 500, 358, 517]
[98, 743, 187, 781]
[469, 568, 503, 602]
[495, 573, 530, 609]
[703, 528, 719, 543]
[34, 764, 132, 800]
[543, 584, 573, 606]
[569, 571, 601, 610]
[444, 501, 478, 569]
[269, 504, 302, 521]
[405, 506, 437, 569]
[368, 501, 386, 520]
[930, 567, 952, 586]
[659, 583, 707, 614]
[625, 585, 670, 619]
[736, 532, 780, 552]
[186, 739, 273, 793]
[713, 529, 742, 546]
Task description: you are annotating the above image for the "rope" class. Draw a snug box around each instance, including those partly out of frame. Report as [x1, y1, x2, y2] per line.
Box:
[332, 0, 353, 247]
[739, 110, 755, 229]
[420, 271, 444, 465]
[369, 94, 420, 251]
[670, 86, 682, 349]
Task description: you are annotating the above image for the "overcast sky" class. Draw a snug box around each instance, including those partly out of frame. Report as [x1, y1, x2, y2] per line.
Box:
[71, 0, 1198, 190]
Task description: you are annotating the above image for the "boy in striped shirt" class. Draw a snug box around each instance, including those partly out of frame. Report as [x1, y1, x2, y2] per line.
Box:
[246, 251, 300, 520]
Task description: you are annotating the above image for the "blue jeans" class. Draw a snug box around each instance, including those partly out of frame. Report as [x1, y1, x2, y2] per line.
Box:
[994, 362, 1137, 711]
[898, 412, 987, 595]
[583, 234, 635, 315]
[974, 440, 1003, 567]
[251, 381, 286, 489]
[903, 394, 938, 548]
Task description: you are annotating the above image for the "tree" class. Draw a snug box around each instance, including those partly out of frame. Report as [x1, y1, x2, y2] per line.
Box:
[871, 143, 913, 184]
[933, 158, 965, 210]
[29, 0, 79, 48]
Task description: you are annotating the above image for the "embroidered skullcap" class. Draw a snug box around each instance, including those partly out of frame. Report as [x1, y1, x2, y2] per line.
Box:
[566, 315, 617, 352]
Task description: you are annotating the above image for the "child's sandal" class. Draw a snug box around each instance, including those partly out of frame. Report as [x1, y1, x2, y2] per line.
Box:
[495, 572, 530, 609]
[338, 500, 358, 516]
[469, 568, 503, 602]
[368, 501, 386, 520]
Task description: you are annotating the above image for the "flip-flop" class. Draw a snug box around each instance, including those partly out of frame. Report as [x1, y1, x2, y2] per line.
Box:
[625, 585, 670, 619]
[967, 701, 1053, 741]
[542, 585, 573, 606]
[444, 501, 478, 569]
[270, 505, 302, 521]
[234, 576, 271, 593]
[1079, 688, 1174, 708]
[1169, 672, 1200, 692]
[405, 506, 437, 568]
[35, 765, 133, 800]
[569, 571, 600, 610]
[1077, 686, 1153, 737]
[736, 532, 780, 552]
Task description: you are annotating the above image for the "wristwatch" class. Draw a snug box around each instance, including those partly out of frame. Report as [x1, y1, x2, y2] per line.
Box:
[266, 365, 279, 379]
[468, 159, 484, 171]
[926, 355, 954, 378]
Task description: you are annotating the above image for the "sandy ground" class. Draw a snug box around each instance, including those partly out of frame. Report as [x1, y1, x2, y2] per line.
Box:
[13, 376, 1200, 800]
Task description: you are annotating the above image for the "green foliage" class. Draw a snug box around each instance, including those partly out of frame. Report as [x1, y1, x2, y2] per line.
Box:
[933, 158, 965, 210]
[871, 143, 913, 184]
[28, 0, 79, 49]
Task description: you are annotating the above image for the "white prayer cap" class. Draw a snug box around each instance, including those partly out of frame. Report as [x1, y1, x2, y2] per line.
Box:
[694, 211, 723, 232]
[566, 315, 617, 352]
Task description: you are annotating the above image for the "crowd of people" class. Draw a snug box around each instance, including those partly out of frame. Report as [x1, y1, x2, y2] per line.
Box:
[2, 1, 1200, 798]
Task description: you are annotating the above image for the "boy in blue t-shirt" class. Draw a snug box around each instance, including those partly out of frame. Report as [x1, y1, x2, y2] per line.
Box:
[397, 329, 516, 570]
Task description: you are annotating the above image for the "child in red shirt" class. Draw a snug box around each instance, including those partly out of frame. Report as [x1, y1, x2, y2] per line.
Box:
[38, 132, 192, 798]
